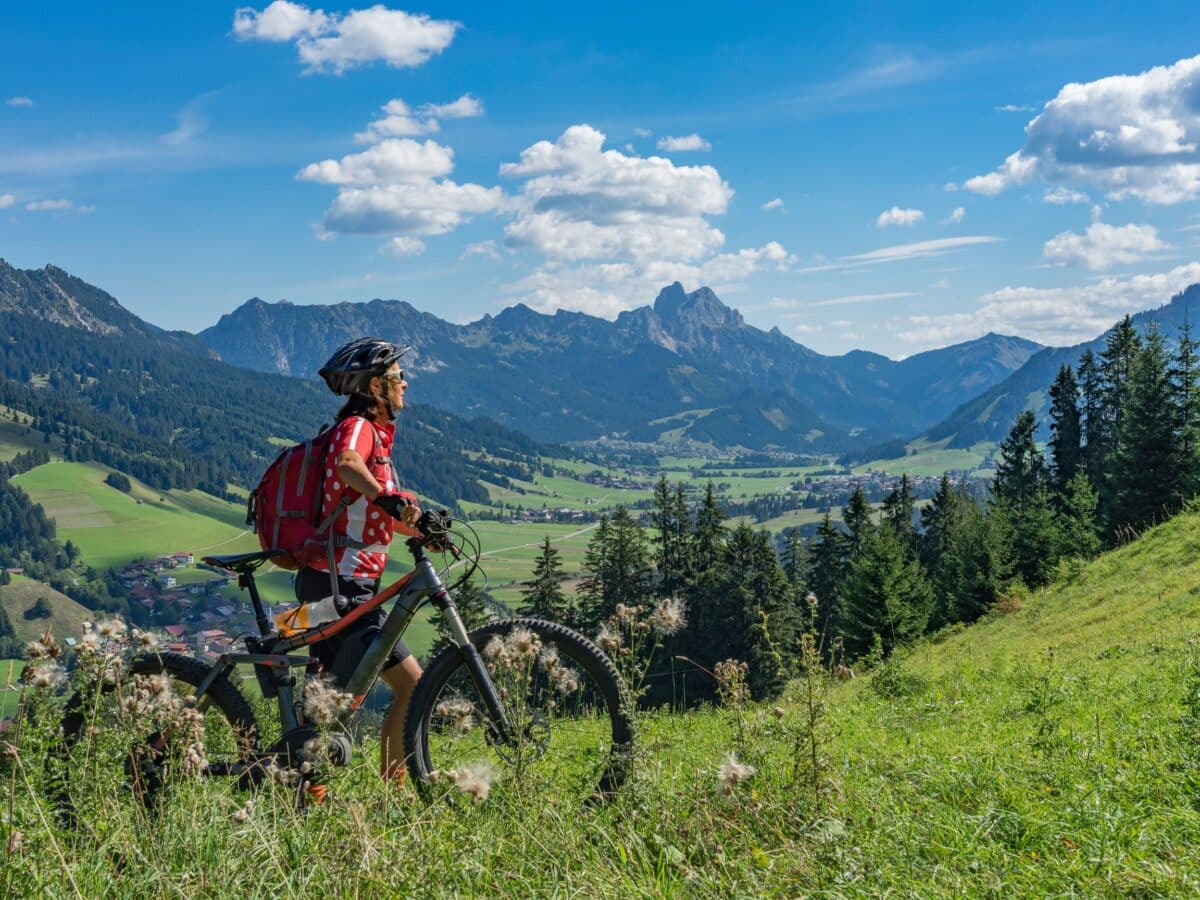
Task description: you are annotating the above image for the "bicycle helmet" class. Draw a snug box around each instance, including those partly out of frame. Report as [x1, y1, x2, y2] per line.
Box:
[318, 338, 410, 396]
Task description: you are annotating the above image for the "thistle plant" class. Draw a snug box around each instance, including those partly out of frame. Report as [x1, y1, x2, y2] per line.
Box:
[596, 598, 687, 711]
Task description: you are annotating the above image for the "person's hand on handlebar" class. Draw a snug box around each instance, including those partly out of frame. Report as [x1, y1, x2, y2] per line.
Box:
[375, 490, 422, 527]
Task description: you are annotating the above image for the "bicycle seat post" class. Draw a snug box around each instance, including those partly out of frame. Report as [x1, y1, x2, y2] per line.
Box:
[240, 572, 273, 637]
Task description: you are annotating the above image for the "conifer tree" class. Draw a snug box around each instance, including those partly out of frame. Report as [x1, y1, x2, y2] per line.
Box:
[881, 473, 916, 554]
[1047, 364, 1083, 497]
[522, 536, 571, 623]
[649, 476, 689, 598]
[838, 524, 931, 659]
[1059, 470, 1101, 559]
[692, 481, 726, 570]
[806, 512, 845, 642]
[842, 483, 872, 558]
[779, 526, 807, 587]
[576, 514, 612, 630]
[1111, 327, 1180, 531]
[1170, 317, 1200, 500]
[992, 410, 1044, 503]
[1078, 348, 1106, 490]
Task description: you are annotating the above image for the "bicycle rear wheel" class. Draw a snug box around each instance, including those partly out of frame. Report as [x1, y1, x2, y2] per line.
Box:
[404, 618, 632, 805]
[55, 652, 261, 827]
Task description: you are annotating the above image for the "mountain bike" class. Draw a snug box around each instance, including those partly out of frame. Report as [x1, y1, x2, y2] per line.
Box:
[55, 510, 632, 820]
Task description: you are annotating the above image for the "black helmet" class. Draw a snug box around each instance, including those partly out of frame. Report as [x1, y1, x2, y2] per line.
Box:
[318, 338, 410, 396]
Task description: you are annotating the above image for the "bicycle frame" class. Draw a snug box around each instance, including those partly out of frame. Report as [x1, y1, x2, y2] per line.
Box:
[197, 540, 514, 771]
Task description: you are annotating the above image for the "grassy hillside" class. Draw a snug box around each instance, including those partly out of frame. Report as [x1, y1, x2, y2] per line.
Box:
[13, 460, 258, 568]
[1, 573, 94, 645]
[5, 506, 1200, 894]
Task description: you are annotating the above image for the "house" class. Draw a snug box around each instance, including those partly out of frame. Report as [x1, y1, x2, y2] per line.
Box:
[166, 642, 190, 654]
[158, 575, 177, 589]
[215, 605, 236, 618]
[163, 624, 188, 638]
[174, 552, 194, 566]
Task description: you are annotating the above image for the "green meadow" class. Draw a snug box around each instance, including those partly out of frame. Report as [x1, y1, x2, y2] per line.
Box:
[854, 436, 994, 477]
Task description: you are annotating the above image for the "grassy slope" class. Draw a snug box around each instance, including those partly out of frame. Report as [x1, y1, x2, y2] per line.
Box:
[13, 461, 258, 569]
[6, 509, 1200, 895]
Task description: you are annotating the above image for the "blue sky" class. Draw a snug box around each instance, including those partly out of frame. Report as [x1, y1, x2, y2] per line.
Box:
[3, 2, 1200, 357]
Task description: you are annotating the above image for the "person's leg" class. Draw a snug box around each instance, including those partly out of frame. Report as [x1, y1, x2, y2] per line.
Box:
[379, 655, 423, 781]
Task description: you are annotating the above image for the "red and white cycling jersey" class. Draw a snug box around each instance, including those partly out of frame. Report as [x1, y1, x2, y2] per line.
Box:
[310, 416, 397, 581]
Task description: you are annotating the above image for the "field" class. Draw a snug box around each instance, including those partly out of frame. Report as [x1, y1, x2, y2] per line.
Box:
[13, 461, 259, 569]
[4, 493, 1200, 894]
[853, 436, 994, 477]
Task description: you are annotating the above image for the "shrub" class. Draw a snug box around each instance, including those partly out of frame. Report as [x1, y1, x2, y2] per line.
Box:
[104, 472, 132, 493]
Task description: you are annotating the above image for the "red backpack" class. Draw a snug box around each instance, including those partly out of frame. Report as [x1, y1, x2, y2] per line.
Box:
[246, 424, 370, 571]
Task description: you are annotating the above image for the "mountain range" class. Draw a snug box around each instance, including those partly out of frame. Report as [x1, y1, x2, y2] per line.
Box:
[198, 283, 1042, 452]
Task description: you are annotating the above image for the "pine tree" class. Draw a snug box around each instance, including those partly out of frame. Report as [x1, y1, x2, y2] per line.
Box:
[606, 506, 653, 617]
[842, 483, 872, 558]
[576, 514, 612, 630]
[1170, 317, 1200, 501]
[692, 482, 726, 571]
[838, 524, 931, 660]
[881, 473, 916, 555]
[1111, 327, 1181, 531]
[993, 410, 1044, 503]
[1047, 364, 1083, 497]
[522, 536, 571, 623]
[1078, 348, 1106, 491]
[1059, 470, 1101, 559]
[806, 512, 845, 643]
[779, 527, 807, 587]
[649, 476, 688, 598]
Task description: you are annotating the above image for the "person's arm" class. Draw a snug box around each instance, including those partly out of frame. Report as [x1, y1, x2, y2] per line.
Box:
[335, 449, 421, 525]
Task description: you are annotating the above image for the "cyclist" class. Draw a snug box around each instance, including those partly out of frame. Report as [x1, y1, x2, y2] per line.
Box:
[294, 337, 423, 783]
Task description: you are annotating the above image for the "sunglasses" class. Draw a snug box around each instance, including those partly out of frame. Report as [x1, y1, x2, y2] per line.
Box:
[382, 370, 405, 384]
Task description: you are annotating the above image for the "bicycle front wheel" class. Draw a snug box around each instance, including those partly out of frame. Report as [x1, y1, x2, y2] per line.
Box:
[404, 618, 632, 805]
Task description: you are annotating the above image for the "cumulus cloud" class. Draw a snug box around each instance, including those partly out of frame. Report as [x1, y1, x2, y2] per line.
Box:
[1043, 186, 1090, 205]
[501, 125, 732, 263]
[298, 139, 455, 185]
[761, 197, 784, 211]
[656, 133, 711, 152]
[232, 1, 459, 74]
[1043, 221, 1165, 270]
[0, 193, 15, 209]
[942, 207, 965, 224]
[381, 236, 425, 256]
[6, 97, 33, 107]
[895, 262, 1200, 347]
[876, 206, 924, 227]
[25, 198, 72, 211]
[496, 126, 792, 316]
[965, 54, 1200, 203]
[353, 94, 483, 143]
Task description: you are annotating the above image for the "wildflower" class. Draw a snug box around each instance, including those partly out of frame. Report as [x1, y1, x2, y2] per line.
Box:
[25, 627, 61, 660]
[717, 752, 756, 795]
[24, 640, 50, 661]
[773, 706, 785, 719]
[132, 628, 158, 650]
[303, 738, 323, 755]
[555, 668, 579, 695]
[596, 624, 621, 655]
[303, 676, 354, 728]
[649, 597, 687, 637]
[442, 761, 496, 803]
[27, 664, 66, 691]
[614, 603, 642, 625]
[76, 632, 102, 655]
[231, 800, 255, 824]
[182, 744, 208, 777]
[507, 628, 540, 662]
[96, 618, 127, 639]
[483, 636, 506, 662]
[435, 697, 477, 734]
[805, 591, 819, 609]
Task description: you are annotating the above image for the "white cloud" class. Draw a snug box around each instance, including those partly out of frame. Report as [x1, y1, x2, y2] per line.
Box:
[656, 134, 711, 152]
[420, 94, 483, 119]
[354, 94, 484, 144]
[810, 291, 920, 307]
[461, 239, 501, 259]
[966, 53, 1200, 203]
[895, 262, 1200, 348]
[942, 207, 965, 224]
[876, 206, 924, 227]
[761, 197, 784, 211]
[800, 236, 1000, 273]
[995, 103, 1035, 112]
[632, 127, 652, 138]
[0, 193, 15, 209]
[233, 2, 459, 75]
[1043, 186, 1090, 205]
[5, 97, 33, 107]
[1043, 221, 1165, 270]
[298, 139, 455, 185]
[25, 198, 72, 211]
[501, 125, 733, 263]
[381, 236, 425, 256]
[355, 99, 437, 142]
[943, 181, 958, 192]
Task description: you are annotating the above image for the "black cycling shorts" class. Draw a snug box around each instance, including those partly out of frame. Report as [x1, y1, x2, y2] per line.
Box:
[294, 568, 411, 686]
